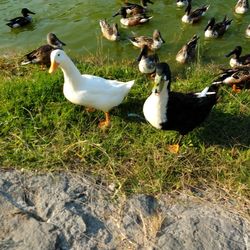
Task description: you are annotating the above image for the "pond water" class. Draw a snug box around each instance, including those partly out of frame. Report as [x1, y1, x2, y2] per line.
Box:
[0, 0, 249, 67]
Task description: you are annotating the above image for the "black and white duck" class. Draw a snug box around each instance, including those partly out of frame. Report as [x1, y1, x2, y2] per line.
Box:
[6, 8, 35, 28]
[235, 0, 249, 14]
[176, 35, 199, 64]
[213, 66, 250, 92]
[143, 62, 219, 153]
[204, 16, 232, 38]
[225, 46, 250, 68]
[182, 1, 209, 24]
[137, 45, 159, 74]
[21, 33, 66, 67]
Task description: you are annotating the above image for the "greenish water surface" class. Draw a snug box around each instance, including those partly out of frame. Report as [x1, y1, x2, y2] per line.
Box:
[0, 0, 249, 67]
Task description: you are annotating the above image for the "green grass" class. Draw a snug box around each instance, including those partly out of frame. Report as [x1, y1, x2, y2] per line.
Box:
[0, 55, 249, 204]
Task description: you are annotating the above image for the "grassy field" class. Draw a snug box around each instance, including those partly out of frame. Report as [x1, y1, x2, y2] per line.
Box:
[0, 54, 249, 204]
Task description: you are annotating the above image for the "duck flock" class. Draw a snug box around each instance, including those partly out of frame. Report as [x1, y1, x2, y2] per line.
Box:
[5, 0, 250, 153]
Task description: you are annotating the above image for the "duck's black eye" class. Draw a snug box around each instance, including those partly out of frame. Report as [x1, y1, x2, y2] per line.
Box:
[58, 54, 60, 57]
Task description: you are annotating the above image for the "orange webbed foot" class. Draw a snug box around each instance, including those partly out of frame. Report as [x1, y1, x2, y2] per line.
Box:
[167, 144, 180, 154]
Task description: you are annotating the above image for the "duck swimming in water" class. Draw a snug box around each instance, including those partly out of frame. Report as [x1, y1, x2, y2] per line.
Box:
[204, 16, 232, 38]
[113, 7, 153, 26]
[176, 35, 199, 64]
[181, 1, 209, 24]
[49, 50, 135, 128]
[128, 29, 165, 50]
[225, 46, 250, 68]
[6, 8, 35, 28]
[21, 33, 66, 67]
[99, 19, 120, 41]
[246, 24, 250, 37]
[143, 62, 219, 153]
[123, 0, 154, 15]
[235, 0, 249, 14]
[176, 0, 189, 8]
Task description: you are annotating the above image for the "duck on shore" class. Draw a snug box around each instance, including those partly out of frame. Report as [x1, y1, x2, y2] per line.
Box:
[49, 50, 135, 128]
[137, 45, 159, 74]
[213, 66, 250, 92]
[143, 62, 219, 153]
[21, 33, 66, 67]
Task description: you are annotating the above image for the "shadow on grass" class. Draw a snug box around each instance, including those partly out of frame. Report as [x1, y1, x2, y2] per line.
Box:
[196, 109, 250, 148]
[113, 100, 250, 148]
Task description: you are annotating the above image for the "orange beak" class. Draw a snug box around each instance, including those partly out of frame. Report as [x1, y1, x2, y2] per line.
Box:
[49, 60, 59, 73]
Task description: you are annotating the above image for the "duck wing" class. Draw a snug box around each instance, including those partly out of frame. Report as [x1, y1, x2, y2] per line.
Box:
[161, 91, 217, 135]
[6, 16, 29, 27]
[24, 45, 53, 65]
[189, 5, 209, 22]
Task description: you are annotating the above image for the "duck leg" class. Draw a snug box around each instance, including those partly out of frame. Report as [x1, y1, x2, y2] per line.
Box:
[85, 107, 96, 112]
[167, 135, 184, 154]
[232, 84, 241, 93]
[98, 112, 111, 128]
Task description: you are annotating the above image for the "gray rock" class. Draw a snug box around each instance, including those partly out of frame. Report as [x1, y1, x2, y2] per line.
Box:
[0, 170, 249, 250]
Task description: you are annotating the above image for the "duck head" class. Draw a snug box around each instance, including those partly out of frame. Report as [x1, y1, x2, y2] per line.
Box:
[21, 8, 35, 16]
[153, 63, 171, 95]
[112, 7, 127, 18]
[142, 0, 154, 6]
[184, 1, 192, 14]
[153, 30, 165, 43]
[204, 17, 216, 31]
[49, 49, 66, 73]
[47, 33, 66, 48]
[225, 46, 242, 58]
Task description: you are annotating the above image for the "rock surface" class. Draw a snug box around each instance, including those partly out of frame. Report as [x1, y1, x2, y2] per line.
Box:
[0, 170, 249, 250]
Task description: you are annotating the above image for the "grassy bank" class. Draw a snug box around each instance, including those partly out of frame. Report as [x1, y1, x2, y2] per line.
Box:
[0, 54, 249, 202]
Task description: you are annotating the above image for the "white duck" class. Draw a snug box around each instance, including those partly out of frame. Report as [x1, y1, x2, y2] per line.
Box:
[49, 49, 135, 128]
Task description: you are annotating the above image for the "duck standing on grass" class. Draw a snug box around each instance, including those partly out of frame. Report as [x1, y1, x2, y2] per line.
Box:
[204, 16, 232, 38]
[21, 33, 66, 68]
[181, 1, 209, 24]
[6, 8, 35, 28]
[143, 63, 219, 153]
[225, 46, 250, 68]
[49, 50, 135, 128]
[213, 66, 250, 92]
[176, 35, 199, 64]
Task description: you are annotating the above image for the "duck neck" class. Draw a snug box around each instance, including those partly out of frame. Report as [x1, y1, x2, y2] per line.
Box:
[60, 58, 83, 89]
